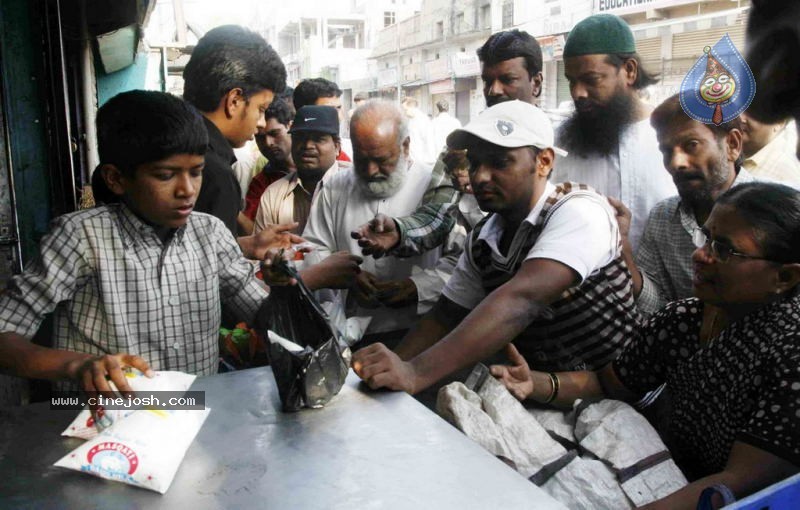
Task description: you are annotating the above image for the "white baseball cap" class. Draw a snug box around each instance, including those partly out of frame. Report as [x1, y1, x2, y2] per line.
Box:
[447, 100, 567, 156]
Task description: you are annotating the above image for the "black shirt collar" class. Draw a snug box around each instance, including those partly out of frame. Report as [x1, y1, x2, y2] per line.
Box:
[202, 116, 236, 166]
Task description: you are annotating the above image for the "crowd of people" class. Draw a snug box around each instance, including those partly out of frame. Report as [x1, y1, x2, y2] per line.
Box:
[1, 4, 800, 507]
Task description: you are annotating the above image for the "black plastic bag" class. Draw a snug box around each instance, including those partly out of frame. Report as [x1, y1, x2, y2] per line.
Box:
[260, 260, 349, 412]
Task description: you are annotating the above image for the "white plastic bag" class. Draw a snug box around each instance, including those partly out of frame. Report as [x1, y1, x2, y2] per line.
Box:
[54, 407, 210, 494]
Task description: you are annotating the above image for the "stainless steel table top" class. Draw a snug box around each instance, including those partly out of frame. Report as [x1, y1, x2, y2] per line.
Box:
[0, 367, 566, 509]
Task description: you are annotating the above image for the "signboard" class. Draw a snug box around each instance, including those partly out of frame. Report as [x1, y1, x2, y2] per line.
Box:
[452, 52, 481, 78]
[537, 35, 565, 62]
[594, 0, 696, 16]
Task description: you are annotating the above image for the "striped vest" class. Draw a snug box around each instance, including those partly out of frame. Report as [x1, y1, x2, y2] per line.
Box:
[466, 182, 639, 371]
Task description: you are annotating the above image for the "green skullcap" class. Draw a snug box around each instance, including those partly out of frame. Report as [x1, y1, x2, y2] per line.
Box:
[564, 14, 636, 58]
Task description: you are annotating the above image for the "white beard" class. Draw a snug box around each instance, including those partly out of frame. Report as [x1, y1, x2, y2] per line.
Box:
[357, 155, 408, 199]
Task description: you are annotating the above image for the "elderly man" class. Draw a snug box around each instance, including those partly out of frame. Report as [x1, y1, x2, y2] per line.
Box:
[352, 100, 638, 394]
[352, 29, 544, 258]
[552, 14, 676, 251]
[302, 101, 462, 344]
[612, 94, 751, 317]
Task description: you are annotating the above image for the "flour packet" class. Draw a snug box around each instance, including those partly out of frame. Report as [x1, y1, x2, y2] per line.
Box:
[54, 407, 210, 494]
[61, 369, 196, 440]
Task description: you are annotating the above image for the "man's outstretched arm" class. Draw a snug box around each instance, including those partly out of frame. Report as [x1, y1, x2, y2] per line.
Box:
[352, 258, 575, 393]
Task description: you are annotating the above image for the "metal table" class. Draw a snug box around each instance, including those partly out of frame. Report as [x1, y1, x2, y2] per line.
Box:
[0, 367, 566, 509]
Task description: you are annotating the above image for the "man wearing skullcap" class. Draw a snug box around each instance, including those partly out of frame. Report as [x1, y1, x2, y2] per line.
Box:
[552, 14, 676, 252]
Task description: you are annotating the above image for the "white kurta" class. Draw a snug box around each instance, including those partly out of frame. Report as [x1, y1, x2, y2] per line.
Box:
[302, 161, 462, 334]
[552, 118, 677, 251]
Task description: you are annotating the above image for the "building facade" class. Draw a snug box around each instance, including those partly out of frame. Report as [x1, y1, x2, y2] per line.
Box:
[370, 0, 750, 122]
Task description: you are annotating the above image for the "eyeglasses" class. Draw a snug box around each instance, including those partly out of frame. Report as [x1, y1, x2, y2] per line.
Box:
[692, 227, 776, 263]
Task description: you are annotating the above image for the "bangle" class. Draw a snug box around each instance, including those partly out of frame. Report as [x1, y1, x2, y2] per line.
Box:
[543, 372, 560, 404]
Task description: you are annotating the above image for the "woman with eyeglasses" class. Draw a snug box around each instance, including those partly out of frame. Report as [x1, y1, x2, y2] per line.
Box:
[491, 181, 800, 508]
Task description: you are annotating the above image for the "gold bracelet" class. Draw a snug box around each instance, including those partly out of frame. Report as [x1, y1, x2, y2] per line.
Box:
[543, 372, 558, 404]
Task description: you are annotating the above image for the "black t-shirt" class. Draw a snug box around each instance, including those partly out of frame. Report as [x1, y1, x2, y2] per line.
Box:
[195, 117, 242, 236]
[613, 296, 800, 479]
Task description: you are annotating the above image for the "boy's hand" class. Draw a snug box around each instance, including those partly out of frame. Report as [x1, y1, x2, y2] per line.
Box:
[350, 214, 400, 258]
[67, 353, 153, 398]
[243, 222, 305, 260]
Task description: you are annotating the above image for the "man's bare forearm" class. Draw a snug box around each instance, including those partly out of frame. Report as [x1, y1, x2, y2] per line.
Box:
[0, 331, 89, 381]
[394, 297, 468, 360]
[409, 285, 553, 391]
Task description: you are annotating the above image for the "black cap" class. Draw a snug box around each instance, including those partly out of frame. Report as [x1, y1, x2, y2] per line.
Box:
[289, 105, 339, 136]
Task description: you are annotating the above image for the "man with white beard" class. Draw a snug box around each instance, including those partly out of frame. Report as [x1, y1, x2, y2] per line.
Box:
[302, 101, 463, 346]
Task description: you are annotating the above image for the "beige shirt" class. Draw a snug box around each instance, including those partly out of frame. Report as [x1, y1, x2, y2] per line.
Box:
[743, 125, 800, 185]
[253, 161, 347, 234]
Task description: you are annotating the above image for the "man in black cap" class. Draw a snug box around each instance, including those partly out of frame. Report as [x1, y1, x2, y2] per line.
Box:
[552, 14, 676, 252]
[255, 105, 363, 291]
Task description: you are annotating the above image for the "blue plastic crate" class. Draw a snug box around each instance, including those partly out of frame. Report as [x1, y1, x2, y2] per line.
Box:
[724, 472, 800, 509]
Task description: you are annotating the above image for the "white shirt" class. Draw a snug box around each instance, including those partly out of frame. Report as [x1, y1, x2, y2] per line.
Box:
[232, 140, 262, 200]
[431, 112, 462, 154]
[743, 124, 800, 185]
[302, 161, 463, 334]
[551, 118, 676, 252]
[443, 181, 619, 310]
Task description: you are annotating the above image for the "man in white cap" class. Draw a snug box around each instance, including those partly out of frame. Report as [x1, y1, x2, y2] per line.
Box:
[352, 100, 639, 395]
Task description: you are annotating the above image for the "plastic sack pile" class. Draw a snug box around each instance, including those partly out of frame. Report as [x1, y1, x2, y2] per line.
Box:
[259, 260, 359, 412]
[54, 369, 209, 494]
[437, 365, 687, 509]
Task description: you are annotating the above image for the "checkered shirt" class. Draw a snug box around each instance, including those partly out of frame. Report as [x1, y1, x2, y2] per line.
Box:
[393, 152, 459, 257]
[636, 169, 756, 315]
[0, 204, 267, 382]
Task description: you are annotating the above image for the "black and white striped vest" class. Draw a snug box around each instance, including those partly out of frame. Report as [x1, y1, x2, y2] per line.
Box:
[466, 182, 639, 371]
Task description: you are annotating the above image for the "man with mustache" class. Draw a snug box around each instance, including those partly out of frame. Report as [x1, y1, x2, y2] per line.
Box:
[351, 30, 543, 258]
[302, 101, 462, 345]
[552, 14, 676, 251]
[255, 105, 363, 291]
[241, 97, 296, 234]
[352, 100, 638, 395]
[614, 94, 752, 316]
